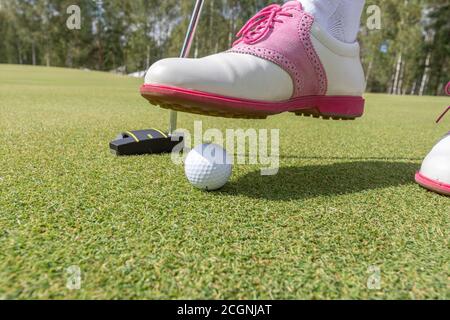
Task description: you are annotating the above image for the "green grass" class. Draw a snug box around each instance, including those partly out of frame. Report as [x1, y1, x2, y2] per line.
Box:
[0, 64, 448, 300]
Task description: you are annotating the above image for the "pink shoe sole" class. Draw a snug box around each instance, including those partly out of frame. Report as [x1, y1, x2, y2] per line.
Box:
[140, 84, 364, 120]
[415, 172, 450, 196]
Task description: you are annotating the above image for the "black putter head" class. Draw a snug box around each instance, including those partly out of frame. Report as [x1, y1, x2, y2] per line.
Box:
[109, 129, 183, 156]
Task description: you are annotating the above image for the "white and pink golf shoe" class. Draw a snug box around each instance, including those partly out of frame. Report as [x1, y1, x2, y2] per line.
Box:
[141, 1, 366, 120]
[416, 105, 450, 196]
[416, 81, 450, 196]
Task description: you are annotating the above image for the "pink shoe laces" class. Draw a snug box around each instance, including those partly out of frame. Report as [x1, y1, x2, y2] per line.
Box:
[233, 4, 297, 46]
[436, 82, 450, 123]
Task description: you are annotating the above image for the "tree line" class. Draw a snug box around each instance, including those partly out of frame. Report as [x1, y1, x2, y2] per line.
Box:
[0, 0, 448, 96]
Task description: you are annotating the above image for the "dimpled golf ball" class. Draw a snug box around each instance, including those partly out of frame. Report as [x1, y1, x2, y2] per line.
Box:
[184, 143, 232, 191]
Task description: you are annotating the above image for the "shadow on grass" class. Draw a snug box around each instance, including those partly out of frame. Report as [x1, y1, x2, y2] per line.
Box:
[221, 161, 419, 201]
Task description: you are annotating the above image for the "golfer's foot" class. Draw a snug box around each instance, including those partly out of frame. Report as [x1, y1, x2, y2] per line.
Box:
[416, 100, 450, 196]
[141, 1, 366, 120]
[416, 131, 450, 196]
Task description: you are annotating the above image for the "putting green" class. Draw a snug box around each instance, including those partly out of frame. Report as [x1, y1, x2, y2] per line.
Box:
[0, 64, 448, 299]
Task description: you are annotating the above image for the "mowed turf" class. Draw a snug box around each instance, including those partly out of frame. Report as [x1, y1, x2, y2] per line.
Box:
[0, 64, 448, 299]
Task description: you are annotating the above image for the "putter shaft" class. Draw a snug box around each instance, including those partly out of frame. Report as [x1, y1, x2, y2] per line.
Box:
[169, 0, 205, 134]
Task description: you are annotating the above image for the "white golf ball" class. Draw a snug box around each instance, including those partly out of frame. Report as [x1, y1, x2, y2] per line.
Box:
[184, 143, 233, 191]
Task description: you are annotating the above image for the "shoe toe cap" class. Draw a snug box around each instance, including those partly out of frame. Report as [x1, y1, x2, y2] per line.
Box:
[145, 58, 185, 86]
[143, 53, 293, 101]
[420, 153, 450, 185]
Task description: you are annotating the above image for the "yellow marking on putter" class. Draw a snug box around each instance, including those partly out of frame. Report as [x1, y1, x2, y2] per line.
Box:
[147, 133, 154, 139]
[125, 131, 139, 142]
[151, 128, 168, 138]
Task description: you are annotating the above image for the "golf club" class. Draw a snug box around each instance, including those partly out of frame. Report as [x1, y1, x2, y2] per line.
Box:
[110, 0, 205, 156]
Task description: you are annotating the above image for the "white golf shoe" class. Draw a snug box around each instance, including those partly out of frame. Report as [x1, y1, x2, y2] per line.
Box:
[141, 1, 366, 120]
[416, 106, 450, 196]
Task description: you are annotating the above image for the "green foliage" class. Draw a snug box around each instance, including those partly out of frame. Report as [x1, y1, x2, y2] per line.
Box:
[0, 0, 448, 95]
[360, 0, 449, 95]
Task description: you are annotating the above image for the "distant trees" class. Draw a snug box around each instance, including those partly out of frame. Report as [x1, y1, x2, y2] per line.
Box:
[360, 0, 449, 96]
[0, 0, 448, 96]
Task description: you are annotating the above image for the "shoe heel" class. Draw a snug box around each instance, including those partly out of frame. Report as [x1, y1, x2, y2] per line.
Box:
[293, 96, 365, 120]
